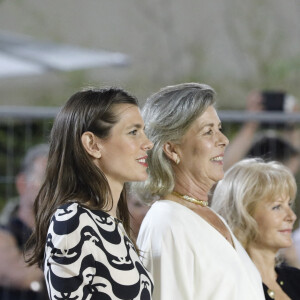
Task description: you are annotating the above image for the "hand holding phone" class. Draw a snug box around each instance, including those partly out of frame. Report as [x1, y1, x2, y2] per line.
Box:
[262, 91, 295, 112]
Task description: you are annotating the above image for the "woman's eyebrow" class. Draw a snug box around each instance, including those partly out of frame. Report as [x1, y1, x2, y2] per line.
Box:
[199, 122, 217, 130]
[125, 123, 143, 130]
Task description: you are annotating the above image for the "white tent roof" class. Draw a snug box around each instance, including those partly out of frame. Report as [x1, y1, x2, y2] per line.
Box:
[0, 31, 130, 78]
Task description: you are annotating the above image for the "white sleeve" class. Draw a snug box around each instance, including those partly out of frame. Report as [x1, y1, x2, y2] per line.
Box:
[138, 224, 194, 300]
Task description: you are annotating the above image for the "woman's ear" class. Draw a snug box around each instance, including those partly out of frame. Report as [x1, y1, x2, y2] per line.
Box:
[163, 142, 180, 164]
[81, 131, 102, 159]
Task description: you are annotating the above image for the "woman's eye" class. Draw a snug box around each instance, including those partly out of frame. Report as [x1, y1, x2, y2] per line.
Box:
[205, 129, 213, 135]
[272, 205, 281, 210]
[129, 129, 138, 135]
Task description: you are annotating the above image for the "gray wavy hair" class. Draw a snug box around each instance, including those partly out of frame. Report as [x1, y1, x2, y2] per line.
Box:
[134, 82, 216, 201]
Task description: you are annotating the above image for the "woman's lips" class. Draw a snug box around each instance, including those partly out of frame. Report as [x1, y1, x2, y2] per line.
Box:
[278, 229, 292, 234]
[210, 155, 224, 164]
[137, 156, 148, 167]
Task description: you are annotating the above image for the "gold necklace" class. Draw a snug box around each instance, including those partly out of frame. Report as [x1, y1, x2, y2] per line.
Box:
[172, 191, 208, 207]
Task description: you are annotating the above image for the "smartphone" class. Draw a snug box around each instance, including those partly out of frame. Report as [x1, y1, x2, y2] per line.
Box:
[262, 91, 285, 111]
[261, 91, 296, 129]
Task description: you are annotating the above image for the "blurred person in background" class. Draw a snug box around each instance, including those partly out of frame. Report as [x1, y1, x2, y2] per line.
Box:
[212, 158, 300, 300]
[134, 83, 265, 300]
[0, 143, 49, 300]
[127, 188, 150, 240]
[223, 90, 300, 173]
[246, 134, 300, 175]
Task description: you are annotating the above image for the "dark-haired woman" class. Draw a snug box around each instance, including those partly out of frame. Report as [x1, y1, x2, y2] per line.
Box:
[26, 88, 154, 299]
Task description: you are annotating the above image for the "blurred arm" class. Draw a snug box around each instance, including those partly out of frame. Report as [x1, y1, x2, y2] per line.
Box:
[224, 91, 263, 170]
[0, 230, 44, 290]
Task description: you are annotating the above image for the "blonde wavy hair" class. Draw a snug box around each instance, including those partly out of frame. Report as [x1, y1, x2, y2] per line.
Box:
[211, 158, 297, 249]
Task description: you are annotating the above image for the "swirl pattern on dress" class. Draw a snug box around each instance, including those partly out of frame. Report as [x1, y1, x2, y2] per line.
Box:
[44, 202, 153, 300]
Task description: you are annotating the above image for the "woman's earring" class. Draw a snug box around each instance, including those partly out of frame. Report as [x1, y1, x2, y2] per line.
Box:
[176, 157, 180, 165]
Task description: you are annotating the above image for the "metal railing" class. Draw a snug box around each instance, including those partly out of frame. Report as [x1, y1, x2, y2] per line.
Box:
[2, 106, 300, 122]
[1, 106, 300, 205]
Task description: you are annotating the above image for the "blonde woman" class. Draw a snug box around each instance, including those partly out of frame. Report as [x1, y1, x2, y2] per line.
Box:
[212, 158, 300, 300]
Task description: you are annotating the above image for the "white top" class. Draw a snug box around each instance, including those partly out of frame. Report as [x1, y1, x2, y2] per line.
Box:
[137, 200, 265, 300]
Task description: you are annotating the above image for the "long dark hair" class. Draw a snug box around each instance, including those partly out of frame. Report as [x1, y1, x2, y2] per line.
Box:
[26, 87, 138, 267]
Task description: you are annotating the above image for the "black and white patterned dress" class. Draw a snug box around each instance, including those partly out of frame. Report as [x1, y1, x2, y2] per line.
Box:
[44, 202, 153, 300]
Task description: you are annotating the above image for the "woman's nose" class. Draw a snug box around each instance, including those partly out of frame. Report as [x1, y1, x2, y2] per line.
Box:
[218, 131, 229, 148]
[142, 136, 154, 151]
[287, 207, 297, 223]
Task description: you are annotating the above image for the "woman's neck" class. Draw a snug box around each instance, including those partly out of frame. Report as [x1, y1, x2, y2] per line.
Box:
[247, 243, 278, 283]
[105, 178, 123, 218]
[172, 171, 212, 202]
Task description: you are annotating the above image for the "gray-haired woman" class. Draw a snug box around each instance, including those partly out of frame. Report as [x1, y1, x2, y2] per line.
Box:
[134, 83, 265, 300]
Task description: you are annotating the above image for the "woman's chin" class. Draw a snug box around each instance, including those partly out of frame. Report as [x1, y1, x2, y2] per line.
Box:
[132, 173, 149, 182]
[210, 173, 225, 185]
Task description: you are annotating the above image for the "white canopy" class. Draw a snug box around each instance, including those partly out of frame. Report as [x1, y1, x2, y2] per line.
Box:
[0, 31, 130, 78]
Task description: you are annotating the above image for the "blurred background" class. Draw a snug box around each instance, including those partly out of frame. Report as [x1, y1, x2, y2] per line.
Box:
[1, 0, 300, 212]
[2, 2, 300, 296]
[1, 0, 300, 107]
